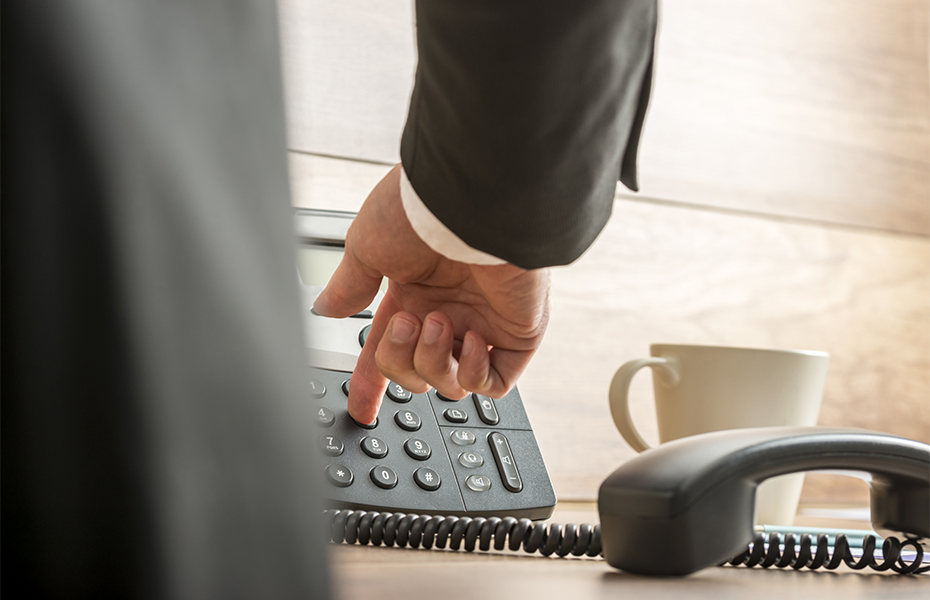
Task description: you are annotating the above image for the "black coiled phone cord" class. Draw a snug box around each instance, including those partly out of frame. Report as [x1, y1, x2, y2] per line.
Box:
[324, 509, 928, 575]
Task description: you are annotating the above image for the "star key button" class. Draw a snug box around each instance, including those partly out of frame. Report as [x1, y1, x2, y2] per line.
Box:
[325, 463, 353, 487]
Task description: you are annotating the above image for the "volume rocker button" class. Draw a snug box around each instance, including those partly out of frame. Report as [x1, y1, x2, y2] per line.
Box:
[488, 432, 523, 492]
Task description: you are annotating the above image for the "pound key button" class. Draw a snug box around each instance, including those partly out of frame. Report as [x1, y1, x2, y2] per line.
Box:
[314, 406, 336, 428]
[325, 463, 354, 488]
[413, 467, 441, 491]
[443, 408, 468, 424]
[489, 432, 523, 493]
[472, 394, 500, 425]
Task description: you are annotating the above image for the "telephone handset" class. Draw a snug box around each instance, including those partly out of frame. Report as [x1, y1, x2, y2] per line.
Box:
[297, 208, 556, 520]
[598, 426, 930, 575]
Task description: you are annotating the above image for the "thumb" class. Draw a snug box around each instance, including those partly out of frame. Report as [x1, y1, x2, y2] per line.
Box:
[313, 251, 383, 318]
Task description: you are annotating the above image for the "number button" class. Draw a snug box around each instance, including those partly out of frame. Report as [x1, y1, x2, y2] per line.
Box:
[404, 438, 432, 461]
[360, 436, 388, 459]
[325, 463, 353, 487]
[386, 383, 412, 403]
[314, 406, 335, 427]
[458, 451, 484, 468]
[319, 434, 345, 456]
[309, 378, 326, 399]
[443, 408, 468, 423]
[341, 379, 351, 396]
[414, 467, 441, 491]
[370, 465, 398, 489]
[450, 430, 476, 446]
[465, 475, 492, 492]
[394, 409, 421, 431]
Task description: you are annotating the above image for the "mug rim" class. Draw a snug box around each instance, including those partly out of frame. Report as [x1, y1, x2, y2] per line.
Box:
[649, 343, 829, 358]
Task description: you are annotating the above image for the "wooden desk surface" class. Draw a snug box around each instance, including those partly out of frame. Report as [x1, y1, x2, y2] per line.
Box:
[328, 503, 930, 600]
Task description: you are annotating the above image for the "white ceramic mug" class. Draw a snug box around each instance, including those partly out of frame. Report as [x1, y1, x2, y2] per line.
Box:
[609, 344, 829, 525]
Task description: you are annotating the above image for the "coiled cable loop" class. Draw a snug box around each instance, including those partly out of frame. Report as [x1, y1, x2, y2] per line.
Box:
[324, 509, 602, 558]
[724, 532, 928, 575]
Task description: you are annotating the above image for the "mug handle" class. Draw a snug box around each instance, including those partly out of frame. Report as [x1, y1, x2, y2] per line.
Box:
[609, 357, 680, 452]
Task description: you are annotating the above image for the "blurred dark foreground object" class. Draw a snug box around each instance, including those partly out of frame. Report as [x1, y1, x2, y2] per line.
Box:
[2, 2, 332, 598]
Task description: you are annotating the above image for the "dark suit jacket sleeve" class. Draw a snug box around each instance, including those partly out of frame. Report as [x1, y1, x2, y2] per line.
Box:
[400, 0, 657, 269]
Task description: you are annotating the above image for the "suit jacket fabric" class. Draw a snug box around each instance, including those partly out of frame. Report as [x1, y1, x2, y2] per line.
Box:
[402, 0, 658, 269]
[2, 2, 331, 598]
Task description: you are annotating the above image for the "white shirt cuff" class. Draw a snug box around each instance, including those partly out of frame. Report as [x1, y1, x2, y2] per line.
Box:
[399, 166, 508, 266]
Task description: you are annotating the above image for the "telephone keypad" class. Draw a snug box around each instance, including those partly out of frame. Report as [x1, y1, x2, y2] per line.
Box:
[310, 368, 555, 519]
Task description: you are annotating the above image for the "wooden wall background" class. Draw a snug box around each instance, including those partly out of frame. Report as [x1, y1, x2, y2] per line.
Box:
[279, 0, 930, 506]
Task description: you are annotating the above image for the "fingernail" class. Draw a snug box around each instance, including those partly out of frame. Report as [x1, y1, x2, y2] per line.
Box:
[423, 318, 443, 344]
[390, 318, 415, 343]
[462, 334, 474, 356]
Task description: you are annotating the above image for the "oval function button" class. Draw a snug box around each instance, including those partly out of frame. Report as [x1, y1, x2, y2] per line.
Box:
[319, 434, 345, 456]
[472, 394, 500, 425]
[360, 436, 388, 458]
[465, 475, 492, 492]
[309, 378, 326, 399]
[458, 451, 484, 468]
[325, 463, 353, 487]
[443, 408, 468, 423]
[414, 467, 441, 491]
[404, 438, 432, 461]
[370, 466, 398, 489]
[386, 382, 412, 403]
[394, 409, 422, 431]
[314, 406, 336, 428]
[450, 430, 477, 446]
[489, 432, 523, 493]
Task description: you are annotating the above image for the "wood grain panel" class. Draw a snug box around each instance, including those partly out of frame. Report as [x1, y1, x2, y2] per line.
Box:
[289, 152, 930, 506]
[278, 0, 929, 234]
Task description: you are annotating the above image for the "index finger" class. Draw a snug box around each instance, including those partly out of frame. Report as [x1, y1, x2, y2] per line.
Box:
[345, 291, 401, 425]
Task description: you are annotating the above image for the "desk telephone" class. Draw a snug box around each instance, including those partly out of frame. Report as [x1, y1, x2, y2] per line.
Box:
[297, 208, 929, 576]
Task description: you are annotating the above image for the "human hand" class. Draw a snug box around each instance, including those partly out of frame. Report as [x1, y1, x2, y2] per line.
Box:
[312, 165, 550, 425]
